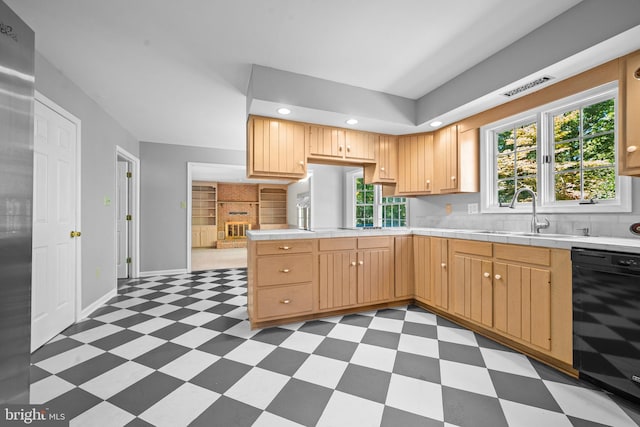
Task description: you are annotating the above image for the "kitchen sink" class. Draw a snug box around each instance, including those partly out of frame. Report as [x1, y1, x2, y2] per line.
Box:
[464, 230, 584, 238]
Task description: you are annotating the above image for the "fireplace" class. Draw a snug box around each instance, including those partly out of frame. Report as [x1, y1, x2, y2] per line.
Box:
[226, 221, 251, 240]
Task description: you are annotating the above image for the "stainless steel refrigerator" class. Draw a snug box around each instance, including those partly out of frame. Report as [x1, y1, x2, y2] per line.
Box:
[0, 0, 34, 404]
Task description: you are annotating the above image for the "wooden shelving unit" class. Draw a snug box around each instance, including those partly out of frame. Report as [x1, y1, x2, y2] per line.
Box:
[259, 184, 288, 230]
[192, 181, 217, 247]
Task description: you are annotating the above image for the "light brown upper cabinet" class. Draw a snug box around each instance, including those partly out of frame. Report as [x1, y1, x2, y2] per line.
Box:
[364, 135, 398, 184]
[434, 125, 459, 193]
[434, 125, 480, 194]
[620, 50, 640, 176]
[396, 133, 434, 195]
[308, 125, 346, 160]
[247, 116, 307, 179]
[308, 126, 376, 163]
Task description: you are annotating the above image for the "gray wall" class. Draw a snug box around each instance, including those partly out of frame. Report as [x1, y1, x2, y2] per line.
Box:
[409, 179, 640, 239]
[416, 0, 640, 125]
[34, 53, 139, 310]
[139, 142, 244, 272]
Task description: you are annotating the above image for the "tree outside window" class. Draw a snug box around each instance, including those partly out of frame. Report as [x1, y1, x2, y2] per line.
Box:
[353, 176, 407, 228]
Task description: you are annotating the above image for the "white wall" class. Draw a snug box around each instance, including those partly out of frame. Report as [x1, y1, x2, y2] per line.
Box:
[34, 53, 140, 310]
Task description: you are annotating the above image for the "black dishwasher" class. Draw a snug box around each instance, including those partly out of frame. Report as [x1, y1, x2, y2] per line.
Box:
[573, 247, 640, 403]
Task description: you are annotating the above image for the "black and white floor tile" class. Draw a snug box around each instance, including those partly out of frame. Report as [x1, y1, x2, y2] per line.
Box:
[30, 269, 640, 426]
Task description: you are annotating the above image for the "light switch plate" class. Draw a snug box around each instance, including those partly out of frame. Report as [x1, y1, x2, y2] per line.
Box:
[180, 201, 187, 209]
[467, 203, 479, 214]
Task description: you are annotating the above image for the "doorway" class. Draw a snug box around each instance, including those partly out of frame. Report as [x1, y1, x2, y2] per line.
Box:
[31, 93, 81, 352]
[115, 146, 140, 280]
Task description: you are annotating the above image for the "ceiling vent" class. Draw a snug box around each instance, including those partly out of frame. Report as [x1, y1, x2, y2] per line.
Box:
[502, 76, 554, 97]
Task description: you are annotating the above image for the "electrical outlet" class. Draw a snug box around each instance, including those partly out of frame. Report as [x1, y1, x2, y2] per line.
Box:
[467, 203, 479, 214]
[445, 204, 452, 215]
[104, 196, 111, 206]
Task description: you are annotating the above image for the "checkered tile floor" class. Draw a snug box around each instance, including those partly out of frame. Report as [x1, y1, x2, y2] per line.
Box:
[30, 269, 640, 426]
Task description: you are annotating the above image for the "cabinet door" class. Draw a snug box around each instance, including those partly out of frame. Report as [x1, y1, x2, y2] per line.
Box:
[380, 135, 398, 181]
[250, 117, 306, 177]
[191, 226, 202, 248]
[431, 237, 449, 310]
[318, 251, 357, 310]
[358, 248, 393, 304]
[201, 226, 217, 247]
[434, 125, 458, 193]
[620, 50, 640, 175]
[394, 236, 414, 298]
[345, 130, 376, 161]
[309, 125, 346, 159]
[493, 262, 551, 350]
[397, 134, 434, 194]
[452, 254, 493, 327]
[413, 236, 431, 302]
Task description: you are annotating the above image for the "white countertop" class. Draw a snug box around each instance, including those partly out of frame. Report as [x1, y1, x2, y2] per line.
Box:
[246, 227, 640, 254]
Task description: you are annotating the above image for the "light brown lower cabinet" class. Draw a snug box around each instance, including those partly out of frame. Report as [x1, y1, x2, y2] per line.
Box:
[318, 237, 394, 310]
[248, 235, 572, 370]
[447, 240, 572, 366]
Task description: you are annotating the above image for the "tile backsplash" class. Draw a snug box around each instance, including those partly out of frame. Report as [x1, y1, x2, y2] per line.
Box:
[409, 181, 640, 239]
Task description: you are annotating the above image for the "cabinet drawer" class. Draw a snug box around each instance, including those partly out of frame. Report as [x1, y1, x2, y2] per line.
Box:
[358, 236, 392, 249]
[319, 238, 357, 251]
[256, 283, 313, 319]
[494, 244, 550, 266]
[450, 239, 492, 257]
[256, 239, 314, 255]
[256, 254, 313, 286]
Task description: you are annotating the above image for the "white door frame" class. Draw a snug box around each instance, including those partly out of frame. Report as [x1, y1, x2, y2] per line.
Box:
[115, 146, 140, 279]
[34, 91, 83, 322]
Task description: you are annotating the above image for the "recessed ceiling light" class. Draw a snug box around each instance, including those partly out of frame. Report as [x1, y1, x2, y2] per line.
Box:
[346, 118, 358, 125]
[430, 121, 443, 127]
[277, 107, 291, 115]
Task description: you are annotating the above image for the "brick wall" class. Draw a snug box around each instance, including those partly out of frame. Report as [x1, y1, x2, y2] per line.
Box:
[217, 183, 258, 202]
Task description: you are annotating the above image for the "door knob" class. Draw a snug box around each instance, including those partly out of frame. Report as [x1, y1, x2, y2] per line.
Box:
[483, 272, 490, 278]
[441, 263, 446, 268]
[381, 167, 385, 171]
[281, 299, 291, 304]
[628, 145, 637, 153]
[70, 231, 82, 238]
[280, 269, 290, 273]
[358, 260, 364, 265]
[279, 246, 291, 250]
[494, 274, 502, 280]
[351, 261, 357, 266]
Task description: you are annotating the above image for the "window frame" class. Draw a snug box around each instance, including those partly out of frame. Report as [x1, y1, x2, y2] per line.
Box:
[481, 82, 631, 214]
[345, 170, 409, 228]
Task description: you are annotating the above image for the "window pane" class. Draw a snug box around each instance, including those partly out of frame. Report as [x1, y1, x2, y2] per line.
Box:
[356, 178, 364, 190]
[497, 129, 514, 153]
[583, 134, 615, 166]
[365, 190, 374, 204]
[555, 171, 581, 200]
[498, 179, 515, 204]
[497, 154, 515, 179]
[554, 141, 580, 172]
[554, 110, 580, 142]
[516, 123, 537, 149]
[517, 178, 537, 202]
[583, 168, 616, 200]
[516, 149, 537, 177]
[584, 99, 614, 136]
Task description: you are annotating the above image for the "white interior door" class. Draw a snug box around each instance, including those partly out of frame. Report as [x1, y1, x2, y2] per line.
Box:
[116, 160, 129, 278]
[31, 99, 78, 352]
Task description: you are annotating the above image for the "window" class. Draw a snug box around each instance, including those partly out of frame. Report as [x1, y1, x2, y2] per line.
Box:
[482, 83, 631, 213]
[349, 172, 408, 228]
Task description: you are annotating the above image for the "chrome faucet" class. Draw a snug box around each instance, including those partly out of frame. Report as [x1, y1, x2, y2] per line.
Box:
[509, 187, 550, 233]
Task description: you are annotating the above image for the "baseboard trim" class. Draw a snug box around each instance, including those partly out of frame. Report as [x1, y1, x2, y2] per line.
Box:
[138, 268, 188, 278]
[80, 289, 117, 320]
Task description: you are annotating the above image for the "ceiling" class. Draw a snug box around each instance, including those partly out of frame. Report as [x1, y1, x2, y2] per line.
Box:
[6, 0, 595, 151]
